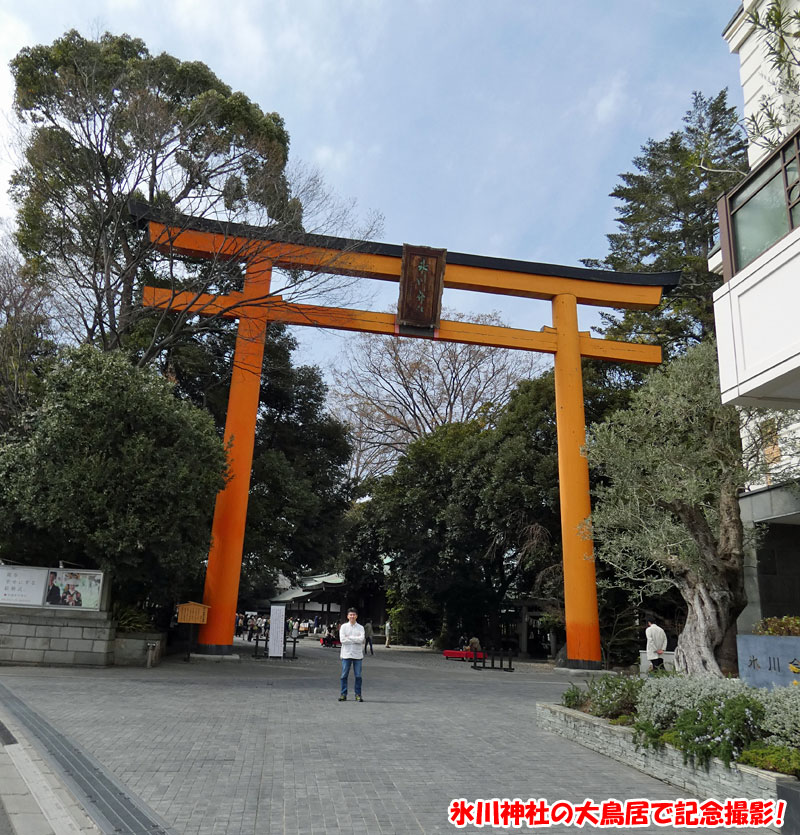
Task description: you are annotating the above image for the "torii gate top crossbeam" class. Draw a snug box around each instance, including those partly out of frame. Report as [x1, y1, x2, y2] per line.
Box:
[129, 200, 680, 310]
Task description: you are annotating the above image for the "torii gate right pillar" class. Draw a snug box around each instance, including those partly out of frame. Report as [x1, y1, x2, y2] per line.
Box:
[553, 294, 601, 667]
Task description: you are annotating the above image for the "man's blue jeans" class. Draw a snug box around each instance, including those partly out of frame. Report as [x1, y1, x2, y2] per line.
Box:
[340, 657, 362, 696]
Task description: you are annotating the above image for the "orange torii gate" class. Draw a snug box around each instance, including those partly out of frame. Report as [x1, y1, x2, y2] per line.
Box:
[131, 202, 679, 668]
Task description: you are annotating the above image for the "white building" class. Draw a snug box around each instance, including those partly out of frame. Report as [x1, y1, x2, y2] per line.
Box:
[712, 0, 800, 629]
[714, 0, 800, 406]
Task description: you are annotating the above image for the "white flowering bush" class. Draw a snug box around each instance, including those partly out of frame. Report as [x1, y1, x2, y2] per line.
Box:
[636, 675, 753, 731]
[564, 673, 800, 771]
[666, 693, 765, 766]
[754, 686, 800, 749]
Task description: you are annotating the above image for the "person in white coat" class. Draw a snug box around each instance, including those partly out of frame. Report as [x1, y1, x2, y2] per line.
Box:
[645, 617, 668, 671]
[339, 608, 365, 702]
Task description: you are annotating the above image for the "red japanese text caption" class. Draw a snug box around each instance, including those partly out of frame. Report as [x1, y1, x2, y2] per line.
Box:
[447, 798, 786, 828]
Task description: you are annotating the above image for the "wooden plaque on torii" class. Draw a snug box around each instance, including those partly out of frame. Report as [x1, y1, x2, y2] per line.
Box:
[130, 201, 680, 668]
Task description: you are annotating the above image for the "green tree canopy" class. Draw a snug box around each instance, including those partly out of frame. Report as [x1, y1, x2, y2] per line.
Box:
[10, 29, 297, 355]
[0, 347, 227, 606]
[351, 365, 632, 647]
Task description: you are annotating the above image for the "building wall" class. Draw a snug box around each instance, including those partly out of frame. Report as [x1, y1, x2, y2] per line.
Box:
[755, 524, 800, 617]
[718, 2, 800, 634]
[714, 225, 800, 406]
[726, 0, 800, 167]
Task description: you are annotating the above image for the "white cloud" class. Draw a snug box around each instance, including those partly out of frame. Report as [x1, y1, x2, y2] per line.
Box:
[311, 142, 354, 175]
[593, 72, 628, 126]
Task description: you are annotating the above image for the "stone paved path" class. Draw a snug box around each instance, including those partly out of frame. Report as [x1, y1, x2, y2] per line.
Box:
[0, 641, 780, 834]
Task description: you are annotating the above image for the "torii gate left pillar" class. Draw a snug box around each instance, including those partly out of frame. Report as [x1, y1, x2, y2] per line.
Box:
[199, 258, 272, 650]
[137, 206, 679, 664]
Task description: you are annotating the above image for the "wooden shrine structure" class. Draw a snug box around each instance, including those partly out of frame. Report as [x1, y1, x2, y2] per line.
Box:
[130, 201, 680, 668]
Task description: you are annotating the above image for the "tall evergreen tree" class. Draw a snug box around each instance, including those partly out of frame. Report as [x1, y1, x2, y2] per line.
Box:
[586, 90, 747, 356]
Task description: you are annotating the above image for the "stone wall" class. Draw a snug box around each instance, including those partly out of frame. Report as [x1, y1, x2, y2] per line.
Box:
[113, 631, 166, 666]
[536, 702, 797, 832]
[0, 606, 115, 666]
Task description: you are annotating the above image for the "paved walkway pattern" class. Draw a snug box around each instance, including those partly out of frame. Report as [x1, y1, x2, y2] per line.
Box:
[0, 641, 783, 834]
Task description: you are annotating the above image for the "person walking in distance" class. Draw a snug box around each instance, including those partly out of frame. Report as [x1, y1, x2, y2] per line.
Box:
[644, 616, 668, 671]
[384, 618, 391, 648]
[364, 620, 374, 655]
[339, 608, 365, 702]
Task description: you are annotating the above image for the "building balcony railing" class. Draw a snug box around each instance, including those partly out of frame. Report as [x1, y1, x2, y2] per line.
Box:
[718, 123, 800, 281]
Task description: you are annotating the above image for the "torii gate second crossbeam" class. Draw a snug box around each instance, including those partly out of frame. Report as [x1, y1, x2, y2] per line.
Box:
[132, 202, 680, 668]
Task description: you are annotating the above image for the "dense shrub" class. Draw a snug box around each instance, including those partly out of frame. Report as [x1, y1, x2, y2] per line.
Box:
[753, 615, 800, 636]
[635, 675, 752, 732]
[560, 676, 643, 719]
[754, 686, 800, 749]
[562, 674, 799, 769]
[668, 693, 765, 767]
[561, 683, 589, 711]
[739, 744, 800, 777]
[609, 714, 635, 726]
[586, 675, 643, 719]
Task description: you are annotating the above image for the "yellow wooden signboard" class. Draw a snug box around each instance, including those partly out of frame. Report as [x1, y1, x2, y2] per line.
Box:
[177, 602, 210, 625]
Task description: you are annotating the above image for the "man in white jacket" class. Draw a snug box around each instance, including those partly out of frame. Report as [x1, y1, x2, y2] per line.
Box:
[645, 617, 668, 671]
[339, 608, 366, 702]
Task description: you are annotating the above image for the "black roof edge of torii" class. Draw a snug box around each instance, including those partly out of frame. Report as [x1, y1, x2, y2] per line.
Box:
[127, 199, 682, 293]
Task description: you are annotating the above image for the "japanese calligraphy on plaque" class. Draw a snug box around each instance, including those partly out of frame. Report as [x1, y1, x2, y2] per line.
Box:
[0, 566, 48, 606]
[738, 634, 800, 688]
[398, 244, 447, 330]
[177, 601, 210, 624]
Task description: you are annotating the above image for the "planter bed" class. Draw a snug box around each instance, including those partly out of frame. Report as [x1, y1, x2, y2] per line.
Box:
[536, 702, 799, 833]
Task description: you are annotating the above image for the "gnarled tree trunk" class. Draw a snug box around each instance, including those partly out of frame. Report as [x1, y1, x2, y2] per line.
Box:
[673, 481, 746, 676]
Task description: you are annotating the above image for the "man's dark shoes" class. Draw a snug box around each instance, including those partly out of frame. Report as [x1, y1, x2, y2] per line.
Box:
[338, 694, 347, 701]
[355, 695, 363, 702]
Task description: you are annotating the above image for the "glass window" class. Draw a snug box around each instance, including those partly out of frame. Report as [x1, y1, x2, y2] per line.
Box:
[732, 169, 789, 270]
[731, 158, 781, 210]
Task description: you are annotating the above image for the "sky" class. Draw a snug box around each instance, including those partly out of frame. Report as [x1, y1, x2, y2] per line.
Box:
[0, 0, 744, 372]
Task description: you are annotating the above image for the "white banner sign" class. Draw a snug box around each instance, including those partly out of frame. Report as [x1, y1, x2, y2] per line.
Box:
[268, 605, 286, 657]
[0, 566, 48, 606]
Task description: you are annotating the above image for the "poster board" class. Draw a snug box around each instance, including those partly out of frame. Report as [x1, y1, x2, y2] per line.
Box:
[0, 566, 104, 610]
[44, 570, 104, 610]
[0, 566, 48, 606]
[268, 605, 286, 657]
